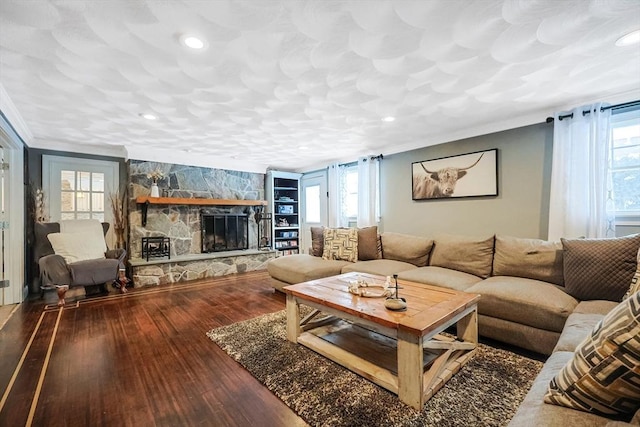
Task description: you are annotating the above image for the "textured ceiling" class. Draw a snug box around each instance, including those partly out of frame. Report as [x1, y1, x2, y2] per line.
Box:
[1, 0, 640, 172]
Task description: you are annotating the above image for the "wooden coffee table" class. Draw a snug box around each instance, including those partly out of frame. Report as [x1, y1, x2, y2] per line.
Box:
[284, 272, 480, 410]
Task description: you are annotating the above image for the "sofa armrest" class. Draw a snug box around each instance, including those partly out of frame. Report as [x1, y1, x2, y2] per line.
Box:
[105, 248, 127, 268]
[39, 254, 72, 287]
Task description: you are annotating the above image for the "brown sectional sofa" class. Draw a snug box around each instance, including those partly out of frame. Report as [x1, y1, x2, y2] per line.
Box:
[269, 231, 577, 355]
[267, 230, 640, 426]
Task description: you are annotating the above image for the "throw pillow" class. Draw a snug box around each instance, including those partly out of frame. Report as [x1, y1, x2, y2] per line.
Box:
[544, 291, 640, 417]
[562, 234, 640, 301]
[493, 235, 564, 285]
[322, 228, 358, 262]
[380, 232, 433, 267]
[357, 226, 379, 261]
[310, 226, 324, 257]
[430, 234, 495, 278]
[625, 247, 640, 300]
[47, 232, 107, 264]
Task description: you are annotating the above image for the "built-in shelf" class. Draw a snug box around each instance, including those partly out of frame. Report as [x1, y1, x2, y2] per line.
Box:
[267, 171, 302, 256]
[136, 196, 267, 226]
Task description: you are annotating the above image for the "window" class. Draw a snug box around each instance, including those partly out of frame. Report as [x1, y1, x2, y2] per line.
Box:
[304, 184, 321, 223]
[340, 164, 358, 226]
[610, 108, 640, 218]
[60, 170, 106, 221]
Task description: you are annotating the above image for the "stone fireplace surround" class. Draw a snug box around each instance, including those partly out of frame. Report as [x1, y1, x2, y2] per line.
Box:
[127, 161, 275, 286]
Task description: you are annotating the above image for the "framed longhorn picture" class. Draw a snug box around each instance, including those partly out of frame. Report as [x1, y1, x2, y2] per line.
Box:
[412, 149, 498, 200]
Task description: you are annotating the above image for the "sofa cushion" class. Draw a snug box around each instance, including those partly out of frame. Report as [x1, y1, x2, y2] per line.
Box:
[545, 291, 640, 417]
[268, 254, 350, 285]
[466, 276, 578, 333]
[47, 232, 106, 264]
[430, 234, 495, 278]
[310, 226, 324, 256]
[508, 351, 611, 427]
[341, 259, 416, 277]
[562, 234, 640, 302]
[380, 232, 433, 267]
[357, 226, 380, 261]
[553, 313, 607, 353]
[625, 247, 640, 300]
[573, 300, 620, 316]
[493, 235, 564, 286]
[556, 302, 620, 352]
[397, 266, 482, 292]
[322, 228, 358, 262]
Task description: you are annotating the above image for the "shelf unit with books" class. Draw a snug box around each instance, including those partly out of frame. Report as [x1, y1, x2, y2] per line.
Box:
[266, 171, 302, 256]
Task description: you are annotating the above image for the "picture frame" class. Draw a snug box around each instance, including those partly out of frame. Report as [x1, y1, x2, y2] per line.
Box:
[411, 149, 498, 200]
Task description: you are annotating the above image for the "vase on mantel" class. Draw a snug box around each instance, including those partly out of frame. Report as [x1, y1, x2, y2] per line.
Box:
[150, 182, 160, 198]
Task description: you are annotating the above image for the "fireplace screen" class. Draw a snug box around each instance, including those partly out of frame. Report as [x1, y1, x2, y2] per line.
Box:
[201, 214, 249, 253]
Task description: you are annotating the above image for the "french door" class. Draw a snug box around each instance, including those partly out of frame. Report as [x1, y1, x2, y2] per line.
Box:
[300, 171, 328, 254]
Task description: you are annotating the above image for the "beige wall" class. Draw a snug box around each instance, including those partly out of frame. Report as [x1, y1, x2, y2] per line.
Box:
[380, 122, 554, 239]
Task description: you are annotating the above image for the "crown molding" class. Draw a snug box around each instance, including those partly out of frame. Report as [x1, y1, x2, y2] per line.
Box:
[27, 137, 127, 158]
[0, 83, 33, 145]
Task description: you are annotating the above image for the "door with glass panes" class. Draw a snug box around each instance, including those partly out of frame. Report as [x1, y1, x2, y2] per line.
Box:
[301, 171, 328, 254]
[42, 155, 119, 247]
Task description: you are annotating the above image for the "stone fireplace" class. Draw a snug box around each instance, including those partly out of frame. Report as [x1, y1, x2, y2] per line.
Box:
[127, 160, 275, 286]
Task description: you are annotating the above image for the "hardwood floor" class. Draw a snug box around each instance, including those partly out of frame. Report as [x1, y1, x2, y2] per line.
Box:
[0, 270, 308, 427]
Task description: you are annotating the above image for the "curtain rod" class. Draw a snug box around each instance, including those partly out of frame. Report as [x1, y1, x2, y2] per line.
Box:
[545, 99, 640, 123]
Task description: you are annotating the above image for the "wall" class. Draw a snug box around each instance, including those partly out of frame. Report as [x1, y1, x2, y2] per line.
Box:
[380, 122, 553, 239]
[128, 160, 265, 259]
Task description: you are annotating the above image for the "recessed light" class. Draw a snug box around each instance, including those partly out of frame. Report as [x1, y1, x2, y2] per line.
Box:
[299, 146, 309, 150]
[139, 113, 157, 121]
[381, 116, 395, 122]
[180, 34, 206, 50]
[616, 29, 640, 46]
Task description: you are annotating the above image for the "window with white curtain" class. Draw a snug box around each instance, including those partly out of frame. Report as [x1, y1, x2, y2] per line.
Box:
[337, 159, 381, 227]
[341, 164, 358, 226]
[610, 108, 640, 218]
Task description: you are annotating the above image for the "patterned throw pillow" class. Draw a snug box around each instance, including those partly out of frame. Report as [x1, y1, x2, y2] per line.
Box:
[625, 247, 640, 300]
[544, 291, 640, 417]
[322, 228, 358, 262]
[562, 234, 640, 301]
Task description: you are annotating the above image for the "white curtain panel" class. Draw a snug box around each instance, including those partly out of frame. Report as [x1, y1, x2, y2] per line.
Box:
[357, 156, 380, 228]
[548, 102, 615, 240]
[327, 163, 343, 228]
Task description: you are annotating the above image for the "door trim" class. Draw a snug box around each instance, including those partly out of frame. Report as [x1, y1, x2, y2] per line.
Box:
[0, 115, 25, 304]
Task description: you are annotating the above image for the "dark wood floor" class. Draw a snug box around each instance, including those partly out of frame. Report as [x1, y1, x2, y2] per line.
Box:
[0, 270, 308, 427]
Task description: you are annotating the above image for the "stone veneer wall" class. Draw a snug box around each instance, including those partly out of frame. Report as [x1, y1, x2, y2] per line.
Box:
[131, 252, 275, 287]
[127, 160, 265, 259]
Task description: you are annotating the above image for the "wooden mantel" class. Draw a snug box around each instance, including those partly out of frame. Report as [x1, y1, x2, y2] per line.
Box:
[136, 196, 267, 226]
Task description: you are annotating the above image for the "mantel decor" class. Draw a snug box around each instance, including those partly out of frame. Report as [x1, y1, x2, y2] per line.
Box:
[135, 196, 268, 226]
[412, 148, 498, 200]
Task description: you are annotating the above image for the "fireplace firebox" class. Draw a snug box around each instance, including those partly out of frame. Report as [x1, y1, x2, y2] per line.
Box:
[201, 213, 249, 253]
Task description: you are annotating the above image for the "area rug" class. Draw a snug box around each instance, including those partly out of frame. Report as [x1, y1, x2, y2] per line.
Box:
[207, 310, 543, 427]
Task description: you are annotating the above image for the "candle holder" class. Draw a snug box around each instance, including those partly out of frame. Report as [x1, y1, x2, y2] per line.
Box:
[384, 274, 407, 311]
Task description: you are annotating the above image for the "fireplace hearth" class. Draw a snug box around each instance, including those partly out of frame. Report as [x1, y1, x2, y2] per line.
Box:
[201, 213, 249, 253]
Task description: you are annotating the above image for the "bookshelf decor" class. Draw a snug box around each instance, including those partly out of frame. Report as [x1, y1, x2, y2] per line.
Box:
[266, 171, 302, 256]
